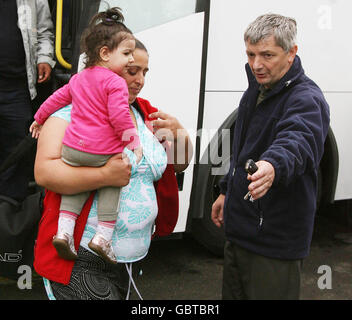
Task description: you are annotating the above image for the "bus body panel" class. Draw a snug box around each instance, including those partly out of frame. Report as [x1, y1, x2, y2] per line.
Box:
[206, 0, 352, 92]
[66, 0, 352, 234]
[326, 93, 352, 200]
[135, 13, 204, 232]
[136, 0, 352, 232]
[204, 0, 352, 203]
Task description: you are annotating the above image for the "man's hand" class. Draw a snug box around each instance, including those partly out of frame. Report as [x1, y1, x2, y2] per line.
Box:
[247, 160, 275, 200]
[37, 63, 52, 83]
[211, 194, 225, 228]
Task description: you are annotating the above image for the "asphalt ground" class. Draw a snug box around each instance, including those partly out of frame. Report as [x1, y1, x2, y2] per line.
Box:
[0, 212, 351, 301]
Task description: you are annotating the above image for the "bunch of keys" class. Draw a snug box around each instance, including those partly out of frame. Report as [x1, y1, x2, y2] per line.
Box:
[244, 159, 258, 202]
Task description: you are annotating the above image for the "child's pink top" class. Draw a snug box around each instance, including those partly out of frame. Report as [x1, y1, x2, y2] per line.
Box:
[34, 66, 140, 154]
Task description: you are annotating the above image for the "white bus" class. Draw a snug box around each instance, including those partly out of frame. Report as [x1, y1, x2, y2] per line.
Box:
[54, 0, 352, 255]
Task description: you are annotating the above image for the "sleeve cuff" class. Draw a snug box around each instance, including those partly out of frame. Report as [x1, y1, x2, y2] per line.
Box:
[260, 156, 281, 187]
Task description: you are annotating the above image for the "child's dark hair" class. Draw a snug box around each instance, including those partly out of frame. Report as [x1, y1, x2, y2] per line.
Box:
[81, 7, 134, 68]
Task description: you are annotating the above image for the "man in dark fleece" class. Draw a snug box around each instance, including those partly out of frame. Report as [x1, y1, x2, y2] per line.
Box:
[211, 13, 330, 300]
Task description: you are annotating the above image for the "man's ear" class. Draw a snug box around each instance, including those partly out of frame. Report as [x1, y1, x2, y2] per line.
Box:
[288, 45, 298, 63]
[99, 46, 110, 62]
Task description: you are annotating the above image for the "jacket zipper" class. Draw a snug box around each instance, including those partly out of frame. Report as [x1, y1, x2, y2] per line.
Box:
[257, 200, 264, 230]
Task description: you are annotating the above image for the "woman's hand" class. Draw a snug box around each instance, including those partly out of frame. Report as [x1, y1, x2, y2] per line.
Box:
[102, 153, 132, 187]
[35, 117, 132, 194]
[149, 111, 193, 173]
[149, 111, 183, 142]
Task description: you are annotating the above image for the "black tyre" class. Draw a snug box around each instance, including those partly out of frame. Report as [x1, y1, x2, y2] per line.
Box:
[192, 164, 228, 257]
[191, 121, 234, 257]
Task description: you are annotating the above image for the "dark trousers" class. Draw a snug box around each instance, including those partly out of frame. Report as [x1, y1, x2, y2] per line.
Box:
[222, 240, 302, 300]
[0, 86, 33, 201]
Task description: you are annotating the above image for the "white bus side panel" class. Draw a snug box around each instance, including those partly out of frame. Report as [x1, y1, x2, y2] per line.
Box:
[132, 1, 352, 234]
[203, 0, 352, 201]
[200, 92, 242, 157]
[202, 92, 352, 202]
[326, 93, 352, 200]
[135, 13, 204, 232]
[206, 0, 352, 92]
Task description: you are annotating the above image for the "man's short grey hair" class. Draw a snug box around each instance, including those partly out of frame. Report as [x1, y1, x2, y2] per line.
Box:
[244, 13, 297, 52]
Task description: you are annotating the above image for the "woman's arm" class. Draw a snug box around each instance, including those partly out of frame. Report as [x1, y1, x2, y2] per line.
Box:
[148, 111, 193, 173]
[34, 117, 131, 194]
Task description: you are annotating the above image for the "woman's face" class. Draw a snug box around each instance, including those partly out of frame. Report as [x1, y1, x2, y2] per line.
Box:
[125, 48, 149, 103]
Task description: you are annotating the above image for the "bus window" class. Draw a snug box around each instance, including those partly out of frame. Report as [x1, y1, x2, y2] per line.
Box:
[98, 0, 197, 32]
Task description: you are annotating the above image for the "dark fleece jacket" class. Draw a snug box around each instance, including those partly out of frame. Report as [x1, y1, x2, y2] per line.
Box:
[219, 56, 330, 259]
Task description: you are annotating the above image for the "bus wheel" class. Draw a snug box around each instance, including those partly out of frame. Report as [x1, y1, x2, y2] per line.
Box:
[192, 166, 227, 257]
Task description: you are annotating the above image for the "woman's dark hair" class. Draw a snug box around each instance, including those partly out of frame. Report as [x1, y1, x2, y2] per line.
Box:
[131, 39, 149, 119]
[81, 7, 134, 68]
[135, 39, 148, 53]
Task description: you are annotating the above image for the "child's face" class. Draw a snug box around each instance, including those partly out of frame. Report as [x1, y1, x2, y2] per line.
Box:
[105, 38, 135, 76]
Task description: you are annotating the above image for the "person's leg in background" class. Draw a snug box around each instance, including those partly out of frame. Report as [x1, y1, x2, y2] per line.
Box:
[0, 86, 33, 201]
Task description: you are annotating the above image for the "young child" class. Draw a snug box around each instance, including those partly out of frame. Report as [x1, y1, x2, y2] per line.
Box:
[30, 7, 142, 264]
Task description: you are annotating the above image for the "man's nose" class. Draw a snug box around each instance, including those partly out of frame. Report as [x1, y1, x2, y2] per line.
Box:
[129, 55, 134, 63]
[252, 56, 263, 70]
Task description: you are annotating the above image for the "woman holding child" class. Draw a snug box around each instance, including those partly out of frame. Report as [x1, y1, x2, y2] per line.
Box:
[33, 7, 192, 300]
